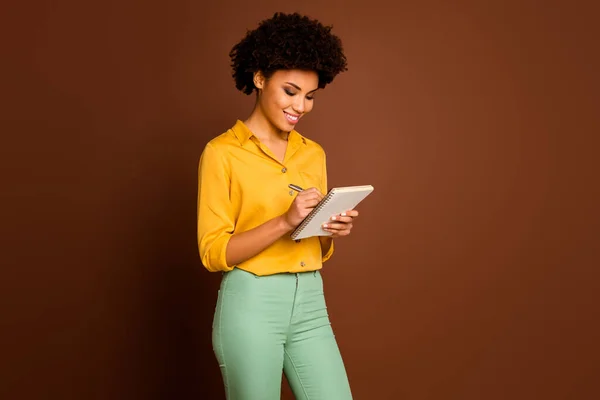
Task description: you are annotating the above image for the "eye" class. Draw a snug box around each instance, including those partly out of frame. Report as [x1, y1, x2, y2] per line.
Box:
[306, 95, 315, 101]
[284, 89, 295, 96]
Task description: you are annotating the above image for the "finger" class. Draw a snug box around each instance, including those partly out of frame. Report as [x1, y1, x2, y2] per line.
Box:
[329, 215, 353, 223]
[322, 222, 352, 231]
[326, 228, 351, 237]
[339, 209, 359, 218]
[305, 196, 324, 206]
[304, 200, 320, 209]
[304, 187, 322, 195]
[305, 194, 323, 204]
[298, 191, 322, 202]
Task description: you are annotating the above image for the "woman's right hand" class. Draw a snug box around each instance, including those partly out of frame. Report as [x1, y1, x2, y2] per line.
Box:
[282, 187, 323, 230]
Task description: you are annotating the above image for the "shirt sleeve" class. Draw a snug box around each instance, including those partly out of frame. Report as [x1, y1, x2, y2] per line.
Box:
[197, 143, 235, 272]
[320, 151, 335, 262]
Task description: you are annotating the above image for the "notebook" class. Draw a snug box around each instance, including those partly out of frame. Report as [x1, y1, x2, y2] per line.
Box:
[290, 185, 375, 240]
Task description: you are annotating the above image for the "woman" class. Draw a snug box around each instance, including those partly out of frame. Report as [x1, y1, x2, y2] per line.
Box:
[197, 12, 358, 400]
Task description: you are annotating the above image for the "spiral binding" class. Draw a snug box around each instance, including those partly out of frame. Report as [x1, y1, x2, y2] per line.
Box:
[291, 191, 335, 239]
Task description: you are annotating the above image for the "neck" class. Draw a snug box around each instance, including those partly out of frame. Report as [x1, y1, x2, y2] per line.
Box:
[244, 104, 289, 142]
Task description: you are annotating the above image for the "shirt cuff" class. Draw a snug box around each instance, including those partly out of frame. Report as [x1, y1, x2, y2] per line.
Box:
[203, 233, 235, 272]
[321, 238, 335, 263]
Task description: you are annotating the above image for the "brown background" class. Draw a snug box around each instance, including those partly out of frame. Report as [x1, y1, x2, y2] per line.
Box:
[2, 0, 598, 399]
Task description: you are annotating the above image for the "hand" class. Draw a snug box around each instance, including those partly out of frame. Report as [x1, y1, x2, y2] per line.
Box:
[322, 209, 359, 237]
[282, 187, 323, 230]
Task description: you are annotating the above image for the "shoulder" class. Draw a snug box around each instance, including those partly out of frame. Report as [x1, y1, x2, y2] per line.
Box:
[205, 129, 238, 151]
[199, 129, 240, 161]
[198, 129, 240, 171]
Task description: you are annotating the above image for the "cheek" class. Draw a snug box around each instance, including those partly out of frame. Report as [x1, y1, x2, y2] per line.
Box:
[305, 101, 315, 113]
[263, 92, 289, 112]
[273, 95, 292, 111]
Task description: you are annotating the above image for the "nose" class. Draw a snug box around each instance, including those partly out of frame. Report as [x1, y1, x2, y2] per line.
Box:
[292, 97, 305, 114]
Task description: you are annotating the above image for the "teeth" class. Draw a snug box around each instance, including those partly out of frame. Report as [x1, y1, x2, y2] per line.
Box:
[285, 113, 299, 121]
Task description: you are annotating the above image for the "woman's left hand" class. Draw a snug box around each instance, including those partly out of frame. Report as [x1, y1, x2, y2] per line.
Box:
[322, 210, 359, 237]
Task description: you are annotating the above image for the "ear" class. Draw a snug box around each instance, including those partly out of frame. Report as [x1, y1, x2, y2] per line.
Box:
[253, 71, 265, 90]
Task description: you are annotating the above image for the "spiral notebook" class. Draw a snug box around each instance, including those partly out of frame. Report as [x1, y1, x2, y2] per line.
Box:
[290, 185, 374, 240]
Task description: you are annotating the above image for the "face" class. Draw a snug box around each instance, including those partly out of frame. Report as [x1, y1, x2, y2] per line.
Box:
[254, 69, 319, 132]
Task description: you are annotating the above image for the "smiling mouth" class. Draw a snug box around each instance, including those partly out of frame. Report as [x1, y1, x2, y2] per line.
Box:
[284, 112, 300, 123]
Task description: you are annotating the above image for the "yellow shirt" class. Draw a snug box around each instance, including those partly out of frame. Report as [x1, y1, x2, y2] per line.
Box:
[197, 120, 334, 276]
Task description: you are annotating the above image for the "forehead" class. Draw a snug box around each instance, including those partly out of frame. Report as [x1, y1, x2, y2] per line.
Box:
[269, 69, 319, 89]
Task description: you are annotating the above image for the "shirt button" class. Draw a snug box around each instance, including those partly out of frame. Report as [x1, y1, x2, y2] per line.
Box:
[300, 261, 305, 267]
[289, 190, 294, 196]
[281, 167, 287, 173]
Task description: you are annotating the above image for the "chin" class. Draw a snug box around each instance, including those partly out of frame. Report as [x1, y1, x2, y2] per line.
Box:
[266, 113, 296, 133]
[276, 120, 294, 133]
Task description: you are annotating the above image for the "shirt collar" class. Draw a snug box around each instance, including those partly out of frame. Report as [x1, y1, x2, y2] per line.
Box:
[232, 119, 306, 146]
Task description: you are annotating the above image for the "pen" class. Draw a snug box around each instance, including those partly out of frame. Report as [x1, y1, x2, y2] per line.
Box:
[288, 184, 304, 192]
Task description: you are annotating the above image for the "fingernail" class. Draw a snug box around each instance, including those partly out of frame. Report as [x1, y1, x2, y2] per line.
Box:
[323, 224, 328, 228]
[341, 212, 346, 216]
[331, 216, 336, 221]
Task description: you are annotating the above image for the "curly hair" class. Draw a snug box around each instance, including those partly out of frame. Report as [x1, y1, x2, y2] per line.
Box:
[229, 12, 348, 95]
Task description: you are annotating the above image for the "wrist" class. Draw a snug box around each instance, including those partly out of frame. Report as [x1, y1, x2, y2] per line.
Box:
[277, 214, 294, 233]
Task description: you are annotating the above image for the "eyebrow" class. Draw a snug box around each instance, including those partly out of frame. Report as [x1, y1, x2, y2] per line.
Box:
[285, 82, 319, 93]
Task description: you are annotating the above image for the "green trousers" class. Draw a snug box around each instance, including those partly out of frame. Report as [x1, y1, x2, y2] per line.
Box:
[212, 267, 353, 400]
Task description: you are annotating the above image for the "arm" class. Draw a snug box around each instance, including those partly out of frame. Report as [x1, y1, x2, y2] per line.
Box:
[197, 143, 236, 272]
[225, 216, 292, 267]
[197, 143, 323, 271]
[319, 152, 335, 261]
[228, 188, 323, 266]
